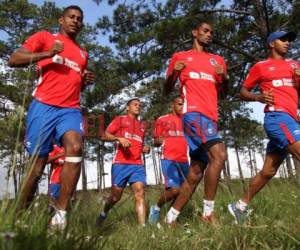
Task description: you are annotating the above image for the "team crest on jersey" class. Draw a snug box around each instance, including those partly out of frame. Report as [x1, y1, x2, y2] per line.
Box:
[210, 58, 217, 66]
[80, 49, 86, 59]
[187, 57, 193, 62]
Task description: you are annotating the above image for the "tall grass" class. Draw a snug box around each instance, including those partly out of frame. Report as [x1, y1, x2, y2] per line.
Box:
[0, 179, 299, 249]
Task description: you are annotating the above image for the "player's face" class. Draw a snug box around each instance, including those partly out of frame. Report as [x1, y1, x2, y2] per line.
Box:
[271, 37, 290, 56]
[127, 100, 141, 116]
[59, 9, 83, 37]
[173, 98, 184, 115]
[192, 23, 213, 47]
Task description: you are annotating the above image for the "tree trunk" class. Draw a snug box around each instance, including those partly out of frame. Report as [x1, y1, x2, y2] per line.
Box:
[292, 155, 300, 184]
[81, 143, 87, 191]
[248, 147, 254, 178]
[285, 154, 294, 179]
[234, 144, 246, 191]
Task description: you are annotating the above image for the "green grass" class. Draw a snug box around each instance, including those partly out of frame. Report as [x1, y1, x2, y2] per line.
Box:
[0, 179, 299, 250]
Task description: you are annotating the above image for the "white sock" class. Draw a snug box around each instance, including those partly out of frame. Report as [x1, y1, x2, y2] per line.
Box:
[165, 207, 180, 224]
[100, 211, 107, 218]
[154, 204, 160, 211]
[203, 200, 215, 216]
[236, 199, 248, 212]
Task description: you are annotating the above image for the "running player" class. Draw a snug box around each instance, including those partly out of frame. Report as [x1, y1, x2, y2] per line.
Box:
[228, 30, 300, 223]
[48, 145, 65, 200]
[148, 97, 190, 224]
[8, 5, 95, 228]
[96, 98, 150, 226]
[163, 19, 228, 225]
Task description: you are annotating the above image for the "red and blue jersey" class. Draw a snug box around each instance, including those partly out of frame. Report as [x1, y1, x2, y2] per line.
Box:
[106, 115, 146, 165]
[154, 114, 188, 163]
[166, 50, 227, 122]
[49, 145, 64, 184]
[243, 58, 300, 120]
[22, 31, 88, 108]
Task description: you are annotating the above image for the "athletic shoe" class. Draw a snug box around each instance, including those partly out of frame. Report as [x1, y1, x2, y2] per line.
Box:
[200, 212, 219, 226]
[148, 206, 160, 224]
[96, 213, 107, 227]
[50, 209, 67, 230]
[228, 203, 249, 224]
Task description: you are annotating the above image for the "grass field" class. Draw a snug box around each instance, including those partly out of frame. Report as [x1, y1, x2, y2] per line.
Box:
[0, 179, 299, 250]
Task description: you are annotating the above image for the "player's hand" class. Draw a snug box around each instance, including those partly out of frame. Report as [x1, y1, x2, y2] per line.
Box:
[257, 89, 274, 105]
[155, 136, 164, 145]
[82, 70, 95, 85]
[215, 64, 227, 79]
[48, 40, 64, 57]
[173, 61, 187, 72]
[117, 137, 131, 148]
[294, 68, 300, 78]
[58, 159, 64, 164]
[142, 145, 150, 154]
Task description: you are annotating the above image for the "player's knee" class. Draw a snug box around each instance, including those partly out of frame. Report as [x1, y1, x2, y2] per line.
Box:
[111, 195, 121, 204]
[171, 188, 180, 196]
[134, 188, 145, 200]
[210, 150, 227, 166]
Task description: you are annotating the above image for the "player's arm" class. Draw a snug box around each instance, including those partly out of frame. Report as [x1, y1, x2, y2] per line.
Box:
[8, 41, 64, 67]
[103, 131, 131, 148]
[215, 59, 229, 99]
[81, 69, 95, 91]
[153, 119, 164, 147]
[164, 54, 186, 95]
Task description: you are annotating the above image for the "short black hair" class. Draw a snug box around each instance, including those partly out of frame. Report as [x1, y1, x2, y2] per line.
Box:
[126, 98, 140, 106]
[173, 96, 183, 102]
[190, 17, 212, 30]
[62, 5, 84, 18]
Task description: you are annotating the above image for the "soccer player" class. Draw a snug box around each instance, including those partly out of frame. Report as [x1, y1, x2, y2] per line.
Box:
[96, 98, 150, 226]
[163, 19, 228, 225]
[228, 30, 300, 223]
[48, 145, 65, 200]
[8, 5, 94, 228]
[148, 97, 190, 224]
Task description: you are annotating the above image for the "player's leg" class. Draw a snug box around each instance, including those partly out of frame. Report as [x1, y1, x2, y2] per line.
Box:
[131, 181, 146, 225]
[149, 160, 181, 224]
[129, 165, 146, 225]
[202, 141, 227, 221]
[19, 100, 56, 209]
[165, 159, 206, 224]
[228, 152, 284, 223]
[96, 164, 128, 225]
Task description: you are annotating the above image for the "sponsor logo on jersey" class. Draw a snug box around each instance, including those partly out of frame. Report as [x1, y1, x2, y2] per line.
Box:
[52, 55, 81, 73]
[189, 71, 215, 82]
[272, 78, 294, 87]
[187, 57, 193, 62]
[269, 67, 275, 71]
[124, 132, 142, 142]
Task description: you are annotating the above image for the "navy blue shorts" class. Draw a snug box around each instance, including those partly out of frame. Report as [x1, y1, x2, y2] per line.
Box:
[183, 112, 221, 162]
[264, 112, 300, 156]
[25, 100, 83, 157]
[111, 164, 146, 188]
[161, 159, 189, 188]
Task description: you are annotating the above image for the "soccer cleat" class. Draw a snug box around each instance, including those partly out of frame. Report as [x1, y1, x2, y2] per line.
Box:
[148, 206, 160, 225]
[50, 209, 67, 230]
[228, 203, 249, 224]
[200, 212, 219, 226]
[96, 213, 107, 227]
